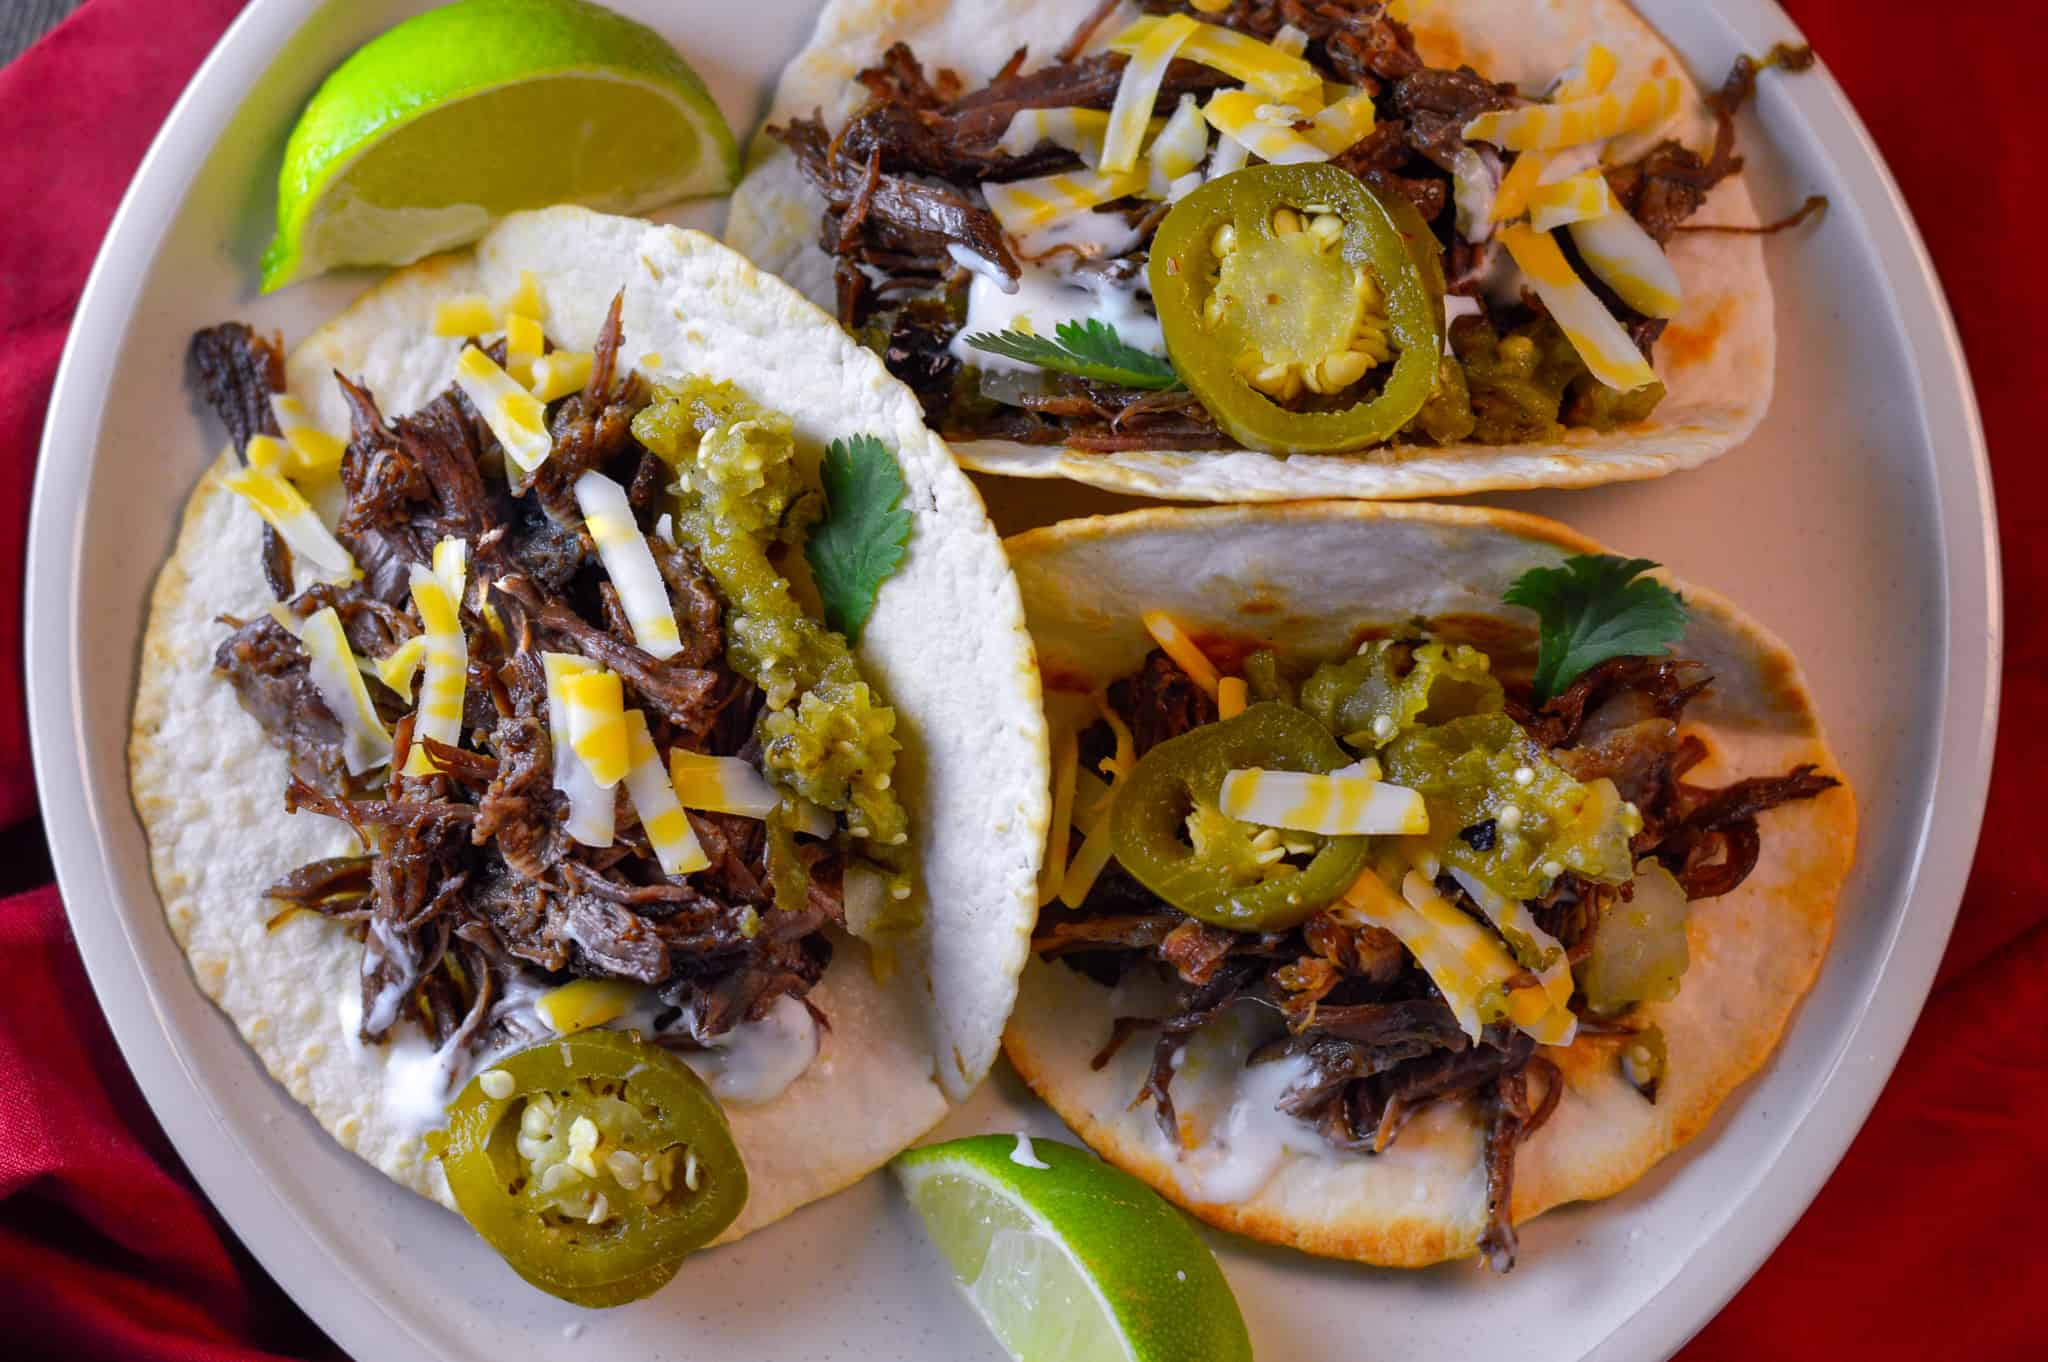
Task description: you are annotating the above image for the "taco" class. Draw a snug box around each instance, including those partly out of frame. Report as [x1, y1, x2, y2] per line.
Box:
[1003, 502, 1855, 1269]
[726, 0, 1795, 502]
[128, 206, 1048, 1304]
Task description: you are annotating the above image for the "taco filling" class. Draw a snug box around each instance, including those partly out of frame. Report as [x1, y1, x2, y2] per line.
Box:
[768, 1, 1807, 457]
[187, 292, 918, 1299]
[1031, 558, 1837, 1270]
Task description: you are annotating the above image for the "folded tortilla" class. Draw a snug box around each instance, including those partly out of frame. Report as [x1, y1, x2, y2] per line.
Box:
[128, 207, 1048, 1243]
[1000, 502, 1855, 1264]
[726, 0, 1773, 502]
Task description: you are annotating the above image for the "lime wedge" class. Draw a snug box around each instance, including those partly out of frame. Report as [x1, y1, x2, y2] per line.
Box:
[894, 1135, 1253, 1362]
[262, 0, 737, 290]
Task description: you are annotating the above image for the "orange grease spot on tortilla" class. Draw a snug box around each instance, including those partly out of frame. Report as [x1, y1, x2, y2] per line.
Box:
[1237, 595, 1285, 616]
[1189, 632, 1272, 675]
[1661, 298, 1734, 372]
[1040, 662, 1097, 694]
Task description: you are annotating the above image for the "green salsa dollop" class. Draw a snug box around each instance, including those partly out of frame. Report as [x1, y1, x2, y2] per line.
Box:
[632, 379, 914, 929]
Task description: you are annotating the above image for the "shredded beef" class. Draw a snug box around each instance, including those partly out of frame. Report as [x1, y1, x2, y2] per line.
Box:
[771, 115, 1020, 284]
[192, 301, 855, 1068]
[1108, 649, 1219, 756]
[1655, 765, 1839, 899]
[333, 374, 436, 604]
[188, 323, 284, 453]
[213, 616, 348, 794]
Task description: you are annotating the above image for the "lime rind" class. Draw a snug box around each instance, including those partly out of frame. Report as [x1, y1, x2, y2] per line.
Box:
[263, 0, 738, 290]
[893, 1135, 1253, 1362]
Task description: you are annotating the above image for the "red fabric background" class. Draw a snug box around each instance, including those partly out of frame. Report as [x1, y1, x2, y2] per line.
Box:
[0, 2, 2034, 1358]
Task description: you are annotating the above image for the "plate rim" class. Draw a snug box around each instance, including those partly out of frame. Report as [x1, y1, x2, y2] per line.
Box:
[22, 2, 1999, 1360]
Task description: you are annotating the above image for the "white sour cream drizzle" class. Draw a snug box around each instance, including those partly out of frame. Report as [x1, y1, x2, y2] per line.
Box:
[343, 974, 821, 1137]
[673, 995, 821, 1106]
[951, 218, 1165, 376]
[1174, 1051, 1328, 1204]
[1443, 294, 1484, 354]
[1010, 1132, 1051, 1170]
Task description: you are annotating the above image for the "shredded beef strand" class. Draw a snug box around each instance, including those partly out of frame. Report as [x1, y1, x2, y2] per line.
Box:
[1676, 193, 1828, 236]
[1109, 649, 1219, 756]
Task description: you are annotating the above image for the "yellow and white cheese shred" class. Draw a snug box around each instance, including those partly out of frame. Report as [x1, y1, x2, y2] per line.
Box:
[529, 350, 595, 404]
[1307, 88, 1378, 155]
[668, 749, 782, 820]
[1526, 168, 1616, 232]
[1499, 225, 1657, 390]
[984, 167, 1148, 237]
[1202, 90, 1327, 165]
[1216, 675, 1248, 719]
[299, 606, 391, 776]
[1141, 609, 1220, 695]
[1464, 78, 1682, 152]
[1114, 15, 1322, 106]
[535, 978, 640, 1035]
[559, 667, 629, 789]
[1448, 866, 1578, 1045]
[503, 312, 545, 388]
[221, 459, 356, 582]
[622, 710, 710, 877]
[543, 652, 616, 847]
[432, 535, 467, 606]
[268, 395, 345, 477]
[1147, 94, 1211, 198]
[1206, 113, 1252, 180]
[1552, 41, 1619, 100]
[1489, 47, 1618, 223]
[376, 634, 428, 695]
[453, 346, 552, 474]
[1102, 13, 1200, 173]
[504, 268, 547, 323]
[1218, 766, 1428, 836]
[1060, 699, 1136, 908]
[999, 107, 1113, 168]
[573, 470, 682, 661]
[1569, 209, 1683, 318]
[402, 558, 468, 777]
[432, 294, 497, 338]
[1340, 869, 1520, 1039]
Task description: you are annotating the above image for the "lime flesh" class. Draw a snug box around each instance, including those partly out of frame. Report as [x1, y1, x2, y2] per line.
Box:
[263, 0, 736, 290]
[894, 1135, 1253, 1362]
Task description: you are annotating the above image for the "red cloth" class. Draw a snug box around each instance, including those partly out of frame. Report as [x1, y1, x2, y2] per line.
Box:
[0, 1, 2035, 1358]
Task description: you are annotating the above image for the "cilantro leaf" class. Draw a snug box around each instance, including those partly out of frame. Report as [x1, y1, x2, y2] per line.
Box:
[805, 435, 912, 645]
[965, 319, 1182, 390]
[1503, 555, 1690, 702]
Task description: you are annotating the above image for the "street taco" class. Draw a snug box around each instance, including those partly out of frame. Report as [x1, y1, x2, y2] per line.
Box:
[129, 207, 1047, 1303]
[1003, 503, 1855, 1268]
[728, 0, 1800, 502]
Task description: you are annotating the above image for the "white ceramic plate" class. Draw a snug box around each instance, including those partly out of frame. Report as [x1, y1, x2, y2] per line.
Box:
[26, 2, 1995, 1359]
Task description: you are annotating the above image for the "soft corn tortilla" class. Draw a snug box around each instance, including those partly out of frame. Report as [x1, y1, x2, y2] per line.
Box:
[1000, 502, 1855, 1265]
[128, 207, 1048, 1244]
[726, 0, 1773, 502]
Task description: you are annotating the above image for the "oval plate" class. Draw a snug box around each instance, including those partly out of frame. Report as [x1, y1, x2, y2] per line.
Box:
[25, 1, 1995, 1359]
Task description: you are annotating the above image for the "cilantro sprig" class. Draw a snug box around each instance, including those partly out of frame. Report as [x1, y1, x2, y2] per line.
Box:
[965, 319, 1182, 391]
[805, 435, 912, 645]
[1503, 555, 1689, 702]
